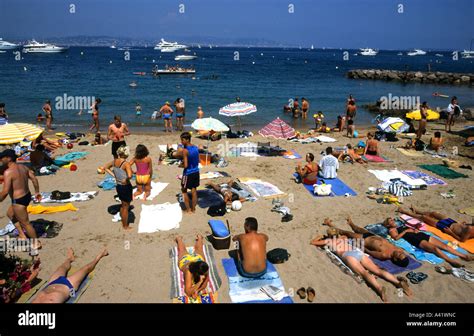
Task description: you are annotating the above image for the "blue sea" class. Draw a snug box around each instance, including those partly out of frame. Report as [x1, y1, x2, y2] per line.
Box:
[1, 47, 473, 130]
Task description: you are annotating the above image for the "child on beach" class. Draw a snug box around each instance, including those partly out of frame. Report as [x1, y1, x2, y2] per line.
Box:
[130, 144, 153, 199]
[313, 111, 324, 129]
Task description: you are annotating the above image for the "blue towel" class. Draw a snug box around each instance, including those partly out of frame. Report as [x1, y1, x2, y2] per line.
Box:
[179, 189, 225, 209]
[55, 152, 89, 163]
[98, 175, 116, 191]
[303, 178, 357, 197]
[370, 255, 422, 274]
[222, 258, 293, 303]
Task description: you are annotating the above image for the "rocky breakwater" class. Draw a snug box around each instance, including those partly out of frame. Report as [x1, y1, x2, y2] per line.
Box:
[347, 69, 474, 86]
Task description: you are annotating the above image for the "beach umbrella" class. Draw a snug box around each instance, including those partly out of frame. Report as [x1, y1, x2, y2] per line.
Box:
[191, 117, 229, 163]
[377, 117, 409, 133]
[259, 117, 296, 139]
[406, 109, 440, 121]
[0, 123, 44, 145]
[219, 102, 257, 130]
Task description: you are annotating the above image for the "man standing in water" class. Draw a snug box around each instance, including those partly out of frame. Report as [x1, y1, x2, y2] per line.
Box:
[301, 98, 310, 119]
[179, 132, 200, 214]
[90, 98, 101, 132]
[0, 149, 42, 255]
[108, 116, 130, 159]
[42, 100, 53, 130]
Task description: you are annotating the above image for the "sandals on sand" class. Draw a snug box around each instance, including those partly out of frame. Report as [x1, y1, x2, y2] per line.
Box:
[296, 287, 316, 302]
[406, 271, 428, 284]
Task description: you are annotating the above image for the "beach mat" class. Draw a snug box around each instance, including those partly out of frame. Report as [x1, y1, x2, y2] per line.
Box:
[396, 148, 424, 157]
[239, 177, 286, 199]
[138, 202, 181, 233]
[401, 170, 447, 186]
[26, 270, 95, 303]
[321, 247, 363, 284]
[418, 164, 468, 179]
[38, 191, 98, 203]
[169, 245, 221, 302]
[459, 206, 474, 217]
[27, 203, 78, 215]
[370, 256, 422, 275]
[303, 178, 357, 197]
[222, 258, 293, 303]
[362, 154, 391, 162]
[178, 189, 224, 209]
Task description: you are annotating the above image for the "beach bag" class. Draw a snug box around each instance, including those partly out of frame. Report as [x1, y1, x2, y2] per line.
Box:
[314, 182, 332, 196]
[267, 248, 290, 264]
[51, 190, 71, 200]
[207, 203, 227, 217]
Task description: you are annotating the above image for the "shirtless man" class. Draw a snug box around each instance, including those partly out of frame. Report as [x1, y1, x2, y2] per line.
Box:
[160, 102, 174, 133]
[32, 247, 108, 303]
[429, 131, 443, 152]
[42, 100, 53, 130]
[365, 132, 380, 156]
[301, 98, 309, 119]
[346, 100, 357, 121]
[206, 179, 247, 205]
[232, 217, 268, 278]
[197, 106, 204, 119]
[399, 206, 474, 243]
[108, 115, 130, 159]
[323, 217, 411, 268]
[310, 227, 411, 302]
[89, 98, 101, 132]
[0, 149, 42, 254]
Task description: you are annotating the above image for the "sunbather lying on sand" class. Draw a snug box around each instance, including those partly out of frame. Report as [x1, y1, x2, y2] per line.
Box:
[32, 247, 108, 303]
[323, 217, 411, 268]
[310, 228, 411, 302]
[398, 206, 474, 242]
[333, 144, 366, 164]
[383, 217, 474, 268]
[206, 179, 247, 205]
[176, 235, 209, 298]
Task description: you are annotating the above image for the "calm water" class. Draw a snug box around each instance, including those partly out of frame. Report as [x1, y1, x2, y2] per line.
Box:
[1, 47, 473, 130]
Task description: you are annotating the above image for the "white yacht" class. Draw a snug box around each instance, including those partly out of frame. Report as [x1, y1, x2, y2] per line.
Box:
[22, 40, 68, 53]
[154, 38, 188, 52]
[174, 54, 197, 61]
[359, 48, 378, 56]
[461, 50, 474, 58]
[407, 49, 426, 56]
[0, 38, 19, 50]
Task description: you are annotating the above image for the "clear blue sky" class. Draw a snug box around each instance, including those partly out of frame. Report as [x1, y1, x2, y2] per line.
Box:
[1, 0, 473, 49]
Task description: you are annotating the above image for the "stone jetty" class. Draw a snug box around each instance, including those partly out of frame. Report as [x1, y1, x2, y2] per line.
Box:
[347, 69, 474, 85]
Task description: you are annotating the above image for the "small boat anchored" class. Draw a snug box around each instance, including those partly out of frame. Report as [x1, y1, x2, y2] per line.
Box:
[359, 48, 378, 56]
[407, 49, 426, 56]
[174, 54, 197, 61]
[152, 65, 195, 76]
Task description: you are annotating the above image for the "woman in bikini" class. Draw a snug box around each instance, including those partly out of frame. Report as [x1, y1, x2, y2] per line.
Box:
[364, 132, 379, 156]
[130, 144, 153, 200]
[176, 235, 210, 298]
[295, 153, 318, 185]
[398, 206, 474, 242]
[417, 101, 429, 140]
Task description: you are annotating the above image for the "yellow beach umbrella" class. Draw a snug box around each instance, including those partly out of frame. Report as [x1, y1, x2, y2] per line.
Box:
[406, 109, 440, 121]
[0, 123, 44, 145]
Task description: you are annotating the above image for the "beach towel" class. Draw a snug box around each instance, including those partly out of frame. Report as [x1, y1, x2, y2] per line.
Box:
[362, 154, 391, 162]
[423, 148, 449, 157]
[222, 258, 293, 303]
[199, 171, 229, 180]
[53, 151, 89, 165]
[178, 189, 225, 209]
[169, 245, 222, 302]
[322, 247, 364, 283]
[27, 203, 78, 215]
[315, 135, 337, 143]
[303, 178, 357, 197]
[368, 170, 427, 188]
[134, 181, 168, 201]
[98, 175, 116, 191]
[396, 148, 424, 157]
[282, 150, 302, 159]
[16, 279, 47, 303]
[402, 170, 447, 186]
[27, 270, 95, 303]
[399, 214, 427, 231]
[38, 191, 98, 203]
[418, 164, 468, 179]
[370, 256, 422, 275]
[138, 202, 181, 233]
[365, 222, 466, 264]
[239, 178, 286, 199]
[459, 206, 474, 217]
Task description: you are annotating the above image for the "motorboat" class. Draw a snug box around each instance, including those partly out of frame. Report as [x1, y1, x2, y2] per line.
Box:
[407, 49, 426, 56]
[22, 39, 68, 53]
[174, 54, 197, 61]
[461, 39, 474, 58]
[154, 38, 187, 52]
[152, 66, 195, 75]
[359, 48, 378, 56]
[0, 38, 19, 50]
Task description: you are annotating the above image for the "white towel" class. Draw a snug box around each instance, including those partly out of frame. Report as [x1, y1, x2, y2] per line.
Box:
[368, 170, 426, 187]
[134, 182, 168, 201]
[158, 144, 178, 153]
[138, 202, 182, 233]
[315, 135, 337, 143]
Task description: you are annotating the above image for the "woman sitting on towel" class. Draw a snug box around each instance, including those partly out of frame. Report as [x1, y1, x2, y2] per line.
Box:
[295, 153, 318, 185]
[364, 132, 380, 156]
[334, 144, 366, 164]
[311, 229, 411, 302]
[429, 131, 444, 152]
[130, 144, 153, 199]
[176, 235, 210, 299]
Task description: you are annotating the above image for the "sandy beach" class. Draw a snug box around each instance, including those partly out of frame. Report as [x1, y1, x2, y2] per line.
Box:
[2, 120, 473, 304]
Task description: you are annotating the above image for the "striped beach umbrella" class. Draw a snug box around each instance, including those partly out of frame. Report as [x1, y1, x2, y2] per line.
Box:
[377, 117, 409, 133]
[259, 117, 296, 139]
[219, 102, 257, 130]
[191, 117, 229, 132]
[0, 123, 44, 145]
